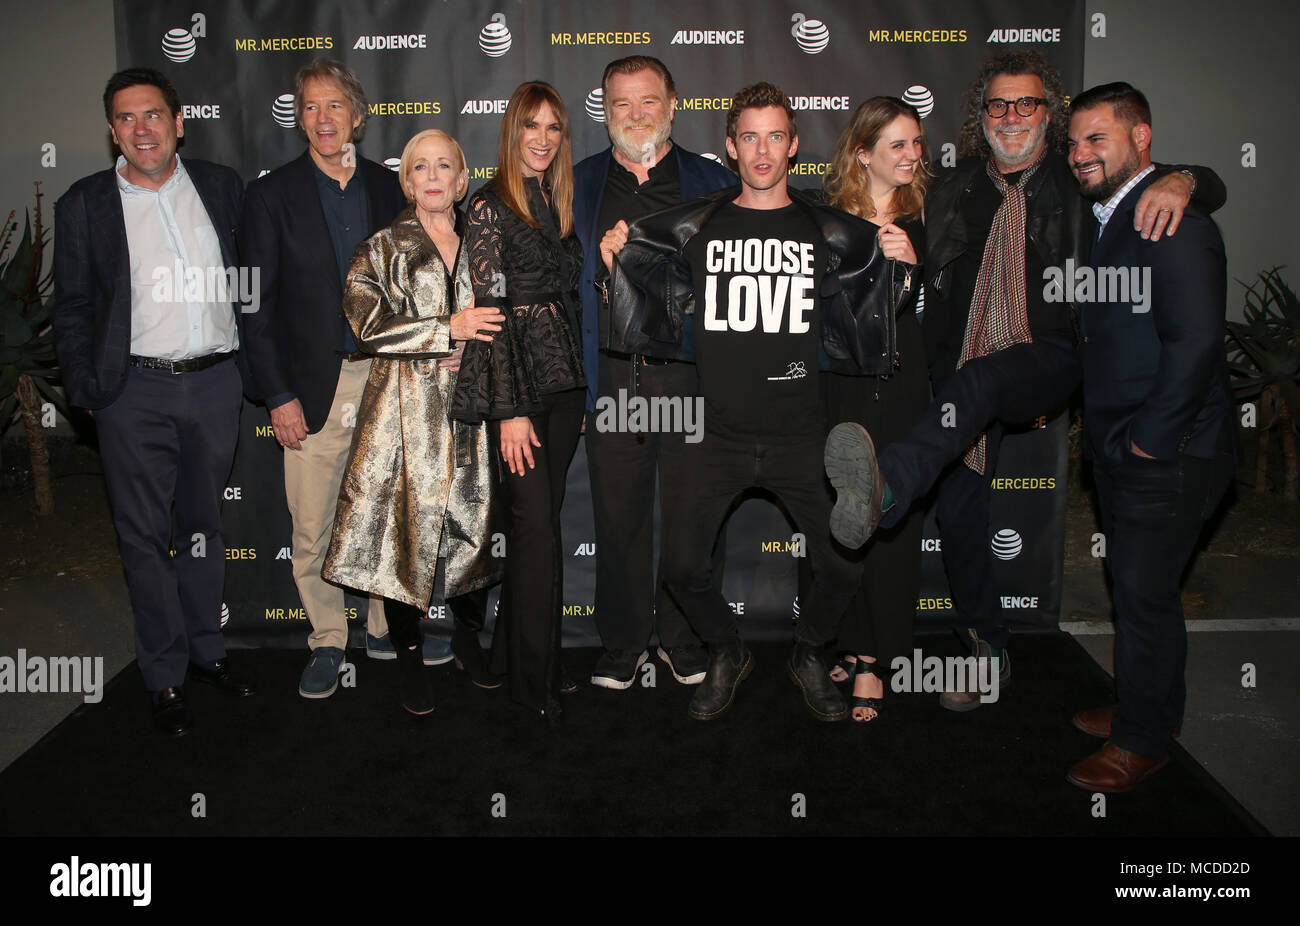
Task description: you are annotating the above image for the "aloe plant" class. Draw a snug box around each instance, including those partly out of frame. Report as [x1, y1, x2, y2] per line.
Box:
[0, 182, 67, 515]
[1226, 267, 1300, 499]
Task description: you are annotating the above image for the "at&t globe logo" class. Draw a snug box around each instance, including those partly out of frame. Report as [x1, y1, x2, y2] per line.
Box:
[991, 528, 1023, 561]
[479, 13, 512, 56]
[383, 157, 401, 171]
[791, 13, 829, 54]
[902, 85, 935, 119]
[161, 27, 197, 62]
[220, 602, 230, 628]
[585, 88, 605, 123]
[272, 93, 297, 128]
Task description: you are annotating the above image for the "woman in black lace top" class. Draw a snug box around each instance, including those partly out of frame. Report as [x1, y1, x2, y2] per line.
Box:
[451, 81, 586, 724]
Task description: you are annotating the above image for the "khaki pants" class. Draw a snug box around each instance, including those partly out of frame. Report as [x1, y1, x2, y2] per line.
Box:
[284, 359, 387, 650]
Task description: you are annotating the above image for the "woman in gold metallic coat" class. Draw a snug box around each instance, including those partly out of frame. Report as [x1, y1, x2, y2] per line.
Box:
[323, 129, 506, 715]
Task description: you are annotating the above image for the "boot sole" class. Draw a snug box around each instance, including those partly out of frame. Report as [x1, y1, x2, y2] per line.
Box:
[788, 665, 849, 722]
[688, 652, 754, 720]
[825, 423, 880, 549]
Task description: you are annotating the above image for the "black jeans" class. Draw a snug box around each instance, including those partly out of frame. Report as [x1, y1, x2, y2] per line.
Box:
[1094, 451, 1232, 757]
[386, 588, 490, 650]
[489, 388, 585, 710]
[661, 430, 860, 647]
[877, 337, 1080, 647]
[584, 356, 709, 653]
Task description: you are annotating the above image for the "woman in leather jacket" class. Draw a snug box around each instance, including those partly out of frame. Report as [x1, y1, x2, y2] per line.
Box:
[821, 97, 932, 722]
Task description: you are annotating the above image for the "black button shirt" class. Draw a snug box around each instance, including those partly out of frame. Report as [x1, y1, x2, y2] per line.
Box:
[595, 145, 682, 252]
[313, 161, 370, 354]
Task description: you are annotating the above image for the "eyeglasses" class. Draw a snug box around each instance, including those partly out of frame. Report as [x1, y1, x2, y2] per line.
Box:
[983, 96, 1048, 118]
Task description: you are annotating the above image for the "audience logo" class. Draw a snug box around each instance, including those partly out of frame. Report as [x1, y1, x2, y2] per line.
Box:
[790, 13, 830, 54]
[162, 27, 197, 62]
[272, 93, 296, 128]
[585, 88, 605, 123]
[480, 13, 512, 56]
[991, 528, 1023, 560]
[902, 85, 935, 118]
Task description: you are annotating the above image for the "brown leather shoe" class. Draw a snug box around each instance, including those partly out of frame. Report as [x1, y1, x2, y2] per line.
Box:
[1067, 742, 1169, 793]
[1072, 705, 1180, 739]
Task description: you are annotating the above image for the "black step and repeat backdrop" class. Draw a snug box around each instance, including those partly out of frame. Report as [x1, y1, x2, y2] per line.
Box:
[115, 0, 1082, 646]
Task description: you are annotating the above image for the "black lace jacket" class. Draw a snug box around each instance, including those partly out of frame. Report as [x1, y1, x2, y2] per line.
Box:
[450, 177, 586, 421]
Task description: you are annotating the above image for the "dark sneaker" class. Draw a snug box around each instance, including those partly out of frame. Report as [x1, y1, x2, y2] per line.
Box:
[939, 631, 1010, 712]
[688, 644, 753, 720]
[825, 422, 886, 549]
[422, 634, 454, 667]
[787, 642, 848, 721]
[657, 645, 707, 685]
[366, 632, 396, 660]
[590, 649, 648, 690]
[299, 646, 345, 699]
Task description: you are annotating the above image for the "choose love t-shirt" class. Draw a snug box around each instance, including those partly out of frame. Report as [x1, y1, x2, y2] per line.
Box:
[685, 201, 827, 442]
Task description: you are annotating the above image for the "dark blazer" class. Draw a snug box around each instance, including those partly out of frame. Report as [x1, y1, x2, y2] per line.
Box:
[238, 152, 405, 433]
[1081, 170, 1234, 464]
[51, 158, 245, 409]
[573, 142, 735, 408]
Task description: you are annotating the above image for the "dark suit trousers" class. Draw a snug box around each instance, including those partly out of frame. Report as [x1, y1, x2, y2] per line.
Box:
[1093, 452, 1231, 757]
[662, 431, 861, 647]
[877, 336, 1080, 647]
[489, 388, 585, 711]
[95, 360, 242, 693]
[584, 355, 710, 653]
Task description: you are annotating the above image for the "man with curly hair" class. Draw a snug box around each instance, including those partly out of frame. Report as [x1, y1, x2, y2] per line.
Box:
[824, 52, 1225, 711]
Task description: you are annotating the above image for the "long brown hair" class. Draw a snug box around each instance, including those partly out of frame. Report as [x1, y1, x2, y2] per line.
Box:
[824, 97, 931, 222]
[495, 81, 575, 237]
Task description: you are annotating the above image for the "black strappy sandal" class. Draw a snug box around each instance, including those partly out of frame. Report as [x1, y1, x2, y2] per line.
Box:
[830, 653, 857, 684]
[851, 658, 884, 723]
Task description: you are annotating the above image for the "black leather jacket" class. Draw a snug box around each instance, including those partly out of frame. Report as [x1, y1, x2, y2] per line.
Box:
[606, 186, 916, 376]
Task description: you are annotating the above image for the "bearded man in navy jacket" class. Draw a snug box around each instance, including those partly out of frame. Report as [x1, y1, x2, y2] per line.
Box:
[574, 56, 735, 691]
[1064, 82, 1235, 793]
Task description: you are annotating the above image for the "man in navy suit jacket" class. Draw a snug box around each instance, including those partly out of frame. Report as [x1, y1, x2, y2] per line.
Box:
[51, 68, 253, 735]
[1065, 82, 1235, 792]
[573, 56, 735, 691]
[239, 59, 413, 699]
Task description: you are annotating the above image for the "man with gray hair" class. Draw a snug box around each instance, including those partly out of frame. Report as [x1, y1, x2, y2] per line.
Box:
[240, 59, 444, 698]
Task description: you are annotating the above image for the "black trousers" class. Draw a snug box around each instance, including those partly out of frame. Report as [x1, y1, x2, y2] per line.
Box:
[584, 355, 710, 653]
[661, 430, 861, 647]
[95, 358, 242, 693]
[1094, 451, 1231, 757]
[489, 388, 585, 710]
[386, 587, 489, 649]
[877, 336, 1080, 648]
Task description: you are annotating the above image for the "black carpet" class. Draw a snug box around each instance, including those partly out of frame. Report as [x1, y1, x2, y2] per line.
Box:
[0, 632, 1265, 836]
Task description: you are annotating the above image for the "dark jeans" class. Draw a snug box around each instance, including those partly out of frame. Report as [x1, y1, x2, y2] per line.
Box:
[877, 337, 1080, 647]
[95, 359, 242, 693]
[1094, 451, 1232, 757]
[489, 388, 585, 710]
[661, 430, 860, 647]
[585, 355, 711, 653]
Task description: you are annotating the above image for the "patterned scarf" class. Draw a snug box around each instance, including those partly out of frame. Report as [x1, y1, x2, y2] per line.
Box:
[957, 153, 1045, 474]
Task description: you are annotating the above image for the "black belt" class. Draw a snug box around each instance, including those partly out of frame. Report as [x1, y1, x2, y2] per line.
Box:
[129, 352, 232, 374]
[609, 350, 676, 367]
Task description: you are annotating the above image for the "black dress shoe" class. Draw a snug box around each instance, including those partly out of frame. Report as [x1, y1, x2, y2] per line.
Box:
[688, 643, 753, 720]
[153, 687, 193, 736]
[788, 643, 848, 721]
[188, 658, 257, 696]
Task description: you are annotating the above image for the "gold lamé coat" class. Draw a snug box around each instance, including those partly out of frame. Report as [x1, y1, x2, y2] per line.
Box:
[322, 210, 502, 607]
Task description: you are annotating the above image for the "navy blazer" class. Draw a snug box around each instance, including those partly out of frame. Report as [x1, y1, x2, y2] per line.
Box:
[238, 152, 405, 433]
[573, 142, 735, 409]
[51, 158, 245, 410]
[1080, 170, 1233, 464]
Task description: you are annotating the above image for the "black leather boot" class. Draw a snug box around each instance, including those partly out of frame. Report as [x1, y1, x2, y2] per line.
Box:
[788, 643, 848, 722]
[688, 641, 753, 721]
[397, 641, 435, 716]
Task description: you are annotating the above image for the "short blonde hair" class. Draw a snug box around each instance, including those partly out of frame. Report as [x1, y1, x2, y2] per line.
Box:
[398, 129, 469, 203]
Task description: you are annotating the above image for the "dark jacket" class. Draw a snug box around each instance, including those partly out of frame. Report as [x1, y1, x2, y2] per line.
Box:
[921, 154, 1227, 377]
[573, 143, 736, 407]
[51, 158, 245, 409]
[1080, 171, 1234, 464]
[607, 186, 914, 376]
[238, 152, 406, 433]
